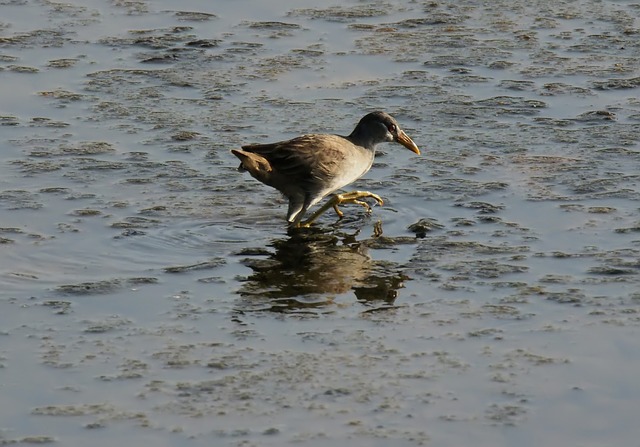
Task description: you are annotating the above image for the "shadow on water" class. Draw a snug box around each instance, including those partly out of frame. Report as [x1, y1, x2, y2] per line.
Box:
[234, 225, 410, 313]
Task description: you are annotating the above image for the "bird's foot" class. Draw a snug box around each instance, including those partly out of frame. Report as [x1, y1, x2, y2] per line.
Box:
[332, 191, 384, 217]
[298, 191, 384, 227]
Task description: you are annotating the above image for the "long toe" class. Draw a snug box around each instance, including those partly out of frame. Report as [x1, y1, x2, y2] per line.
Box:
[349, 199, 373, 213]
[337, 191, 384, 207]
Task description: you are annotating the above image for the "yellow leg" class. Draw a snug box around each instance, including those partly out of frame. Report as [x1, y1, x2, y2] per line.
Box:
[298, 191, 384, 227]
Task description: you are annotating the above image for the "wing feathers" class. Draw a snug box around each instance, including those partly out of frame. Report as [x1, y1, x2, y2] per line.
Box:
[241, 134, 350, 184]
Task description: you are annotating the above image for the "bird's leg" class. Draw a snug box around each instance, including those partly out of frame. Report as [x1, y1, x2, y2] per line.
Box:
[298, 191, 384, 227]
[296, 196, 340, 228]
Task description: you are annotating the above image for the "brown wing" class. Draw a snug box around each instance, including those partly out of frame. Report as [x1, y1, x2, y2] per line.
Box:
[241, 134, 349, 187]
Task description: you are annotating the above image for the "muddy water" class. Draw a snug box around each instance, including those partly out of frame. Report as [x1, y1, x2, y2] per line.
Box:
[1, 0, 639, 446]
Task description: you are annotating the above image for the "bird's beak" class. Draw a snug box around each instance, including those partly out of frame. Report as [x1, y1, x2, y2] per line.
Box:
[396, 129, 420, 155]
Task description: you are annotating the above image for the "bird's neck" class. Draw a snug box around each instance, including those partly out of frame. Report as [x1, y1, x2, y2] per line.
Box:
[347, 129, 380, 152]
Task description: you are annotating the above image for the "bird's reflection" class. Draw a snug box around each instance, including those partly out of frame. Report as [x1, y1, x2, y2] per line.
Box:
[235, 225, 410, 313]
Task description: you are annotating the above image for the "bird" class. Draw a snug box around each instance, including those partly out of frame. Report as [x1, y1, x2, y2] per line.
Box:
[231, 111, 420, 227]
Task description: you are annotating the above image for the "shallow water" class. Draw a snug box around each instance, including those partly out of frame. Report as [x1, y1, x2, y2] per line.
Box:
[1, 0, 640, 446]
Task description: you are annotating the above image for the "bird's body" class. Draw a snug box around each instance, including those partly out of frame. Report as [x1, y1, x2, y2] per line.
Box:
[234, 134, 375, 222]
[232, 111, 420, 227]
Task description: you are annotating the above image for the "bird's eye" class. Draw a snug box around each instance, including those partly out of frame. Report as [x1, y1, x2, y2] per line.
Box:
[387, 124, 396, 133]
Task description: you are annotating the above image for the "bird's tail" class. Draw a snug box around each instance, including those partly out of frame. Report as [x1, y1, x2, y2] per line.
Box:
[231, 149, 272, 176]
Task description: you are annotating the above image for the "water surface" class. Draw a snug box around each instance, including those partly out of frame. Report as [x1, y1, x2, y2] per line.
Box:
[1, 0, 640, 446]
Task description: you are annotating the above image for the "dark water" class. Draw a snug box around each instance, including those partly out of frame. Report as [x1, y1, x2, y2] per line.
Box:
[1, 0, 640, 446]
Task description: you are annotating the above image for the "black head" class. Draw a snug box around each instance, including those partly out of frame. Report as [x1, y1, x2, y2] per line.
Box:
[350, 111, 420, 154]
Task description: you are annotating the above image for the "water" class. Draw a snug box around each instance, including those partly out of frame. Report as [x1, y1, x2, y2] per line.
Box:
[1, 0, 640, 446]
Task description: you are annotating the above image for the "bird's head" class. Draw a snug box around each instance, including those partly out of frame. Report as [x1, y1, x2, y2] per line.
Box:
[352, 111, 420, 154]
